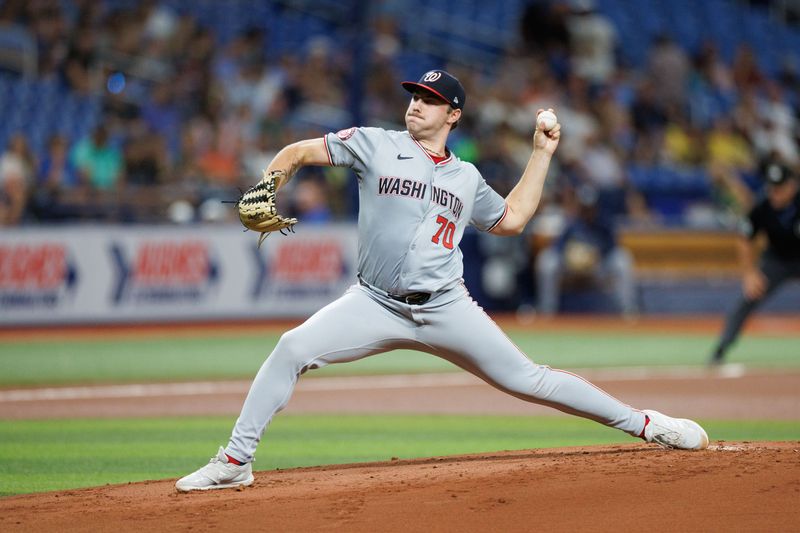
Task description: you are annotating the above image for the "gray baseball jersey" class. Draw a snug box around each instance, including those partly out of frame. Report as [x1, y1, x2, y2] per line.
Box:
[323, 127, 506, 294]
[225, 127, 647, 463]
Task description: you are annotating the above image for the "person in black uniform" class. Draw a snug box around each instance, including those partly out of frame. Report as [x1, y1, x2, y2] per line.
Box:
[709, 161, 800, 365]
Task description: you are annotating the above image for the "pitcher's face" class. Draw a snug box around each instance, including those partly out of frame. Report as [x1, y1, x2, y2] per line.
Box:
[404, 92, 458, 136]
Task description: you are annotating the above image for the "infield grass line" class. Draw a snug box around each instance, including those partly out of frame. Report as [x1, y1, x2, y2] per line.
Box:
[1, 415, 798, 497]
[0, 365, 758, 402]
[1, 331, 798, 387]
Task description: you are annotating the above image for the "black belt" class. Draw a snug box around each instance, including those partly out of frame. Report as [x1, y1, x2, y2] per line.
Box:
[358, 277, 431, 305]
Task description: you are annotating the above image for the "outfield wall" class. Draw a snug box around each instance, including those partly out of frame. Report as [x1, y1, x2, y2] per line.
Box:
[0, 224, 358, 325]
[2, 224, 798, 326]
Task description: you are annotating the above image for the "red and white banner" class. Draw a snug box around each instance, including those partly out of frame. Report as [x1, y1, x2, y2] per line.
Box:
[0, 224, 358, 325]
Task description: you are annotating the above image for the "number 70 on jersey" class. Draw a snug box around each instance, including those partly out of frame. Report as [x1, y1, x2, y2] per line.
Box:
[431, 215, 456, 250]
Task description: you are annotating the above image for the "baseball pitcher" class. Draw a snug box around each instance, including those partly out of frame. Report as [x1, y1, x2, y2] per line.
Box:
[176, 70, 708, 492]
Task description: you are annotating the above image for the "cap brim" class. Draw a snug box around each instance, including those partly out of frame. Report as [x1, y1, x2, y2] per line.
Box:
[401, 81, 453, 106]
[767, 179, 789, 186]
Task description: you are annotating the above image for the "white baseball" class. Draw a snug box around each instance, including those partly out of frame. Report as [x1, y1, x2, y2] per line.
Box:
[537, 110, 557, 131]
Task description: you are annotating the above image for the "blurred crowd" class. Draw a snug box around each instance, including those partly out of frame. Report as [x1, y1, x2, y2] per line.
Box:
[0, 0, 798, 233]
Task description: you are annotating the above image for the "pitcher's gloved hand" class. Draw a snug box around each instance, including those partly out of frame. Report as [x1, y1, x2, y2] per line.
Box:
[237, 169, 298, 247]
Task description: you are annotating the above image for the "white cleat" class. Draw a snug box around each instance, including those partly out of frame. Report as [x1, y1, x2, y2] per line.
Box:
[175, 447, 254, 492]
[643, 409, 709, 450]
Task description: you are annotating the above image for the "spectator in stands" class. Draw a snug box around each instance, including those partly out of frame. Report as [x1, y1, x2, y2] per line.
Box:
[121, 128, 171, 222]
[753, 118, 800, 170]
[31, 134, 83, 220]
[197, 127, 241, 187]
[292, 177, 332, 224]
[70, 125, 123, 192]
[250, 59, 289, 119]
[630, 80, 668, 165]
[686, 41, 738, 128]
[38, 134, 76, 189]
[732, 88, 763, 144]
[705, 116, 755, 217]
[707, 160, 754, 222]
[242, 130, 279, 179]
[573, 132, 649, 221]
[0, 133, 35, 225]
[363, 60, 406, 125]
[171, 25, 215, 117]
[707, 116, 755, 172]
[220, 104, 258, 160]
[224, 59, 267, 111]
[592, 84, 635, 156]
[0, 0, 797, 246]
[520, 0, 571, 77]
[731, 44, 764, 92]
[566, 0, 617, 85]
[140, 0, 178, 43]
[709, 161, 800, 365]
[28, 1, 69, 78]
[648, 33, 690, 110]
[756, 81, 799, 166]
[124, 124, 168, 187]
[693, 41, 735, 100]
[213, 26, 266, 85]
[663, 109, 705, 166]
[631, 79, 668, 137]
[371, 14, 402, 62]
[576, 132, 625, 190]
[520, 58, 564, 119]
[555, 74, 600, 162]
[141, 82, 181, 158]
[535, 185, 637, 315]
[477, 133, 523, 198]
[730, 88, 798, 177]
[62, 27, 97, 94]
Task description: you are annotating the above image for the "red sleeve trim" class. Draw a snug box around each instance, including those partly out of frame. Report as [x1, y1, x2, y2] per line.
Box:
[486, 202, 509, 232]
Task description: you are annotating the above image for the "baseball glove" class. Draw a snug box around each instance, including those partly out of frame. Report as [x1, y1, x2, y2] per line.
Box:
[237, 169, 298, 247]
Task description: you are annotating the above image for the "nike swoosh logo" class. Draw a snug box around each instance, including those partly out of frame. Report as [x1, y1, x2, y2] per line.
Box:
[396, 154, 413, 160]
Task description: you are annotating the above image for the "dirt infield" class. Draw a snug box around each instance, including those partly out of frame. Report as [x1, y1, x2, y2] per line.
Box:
[1, 443, 798, 532]
[1, 316, 799, 531]
[2, 368, 799, 420]
[2, 370, 800, 531]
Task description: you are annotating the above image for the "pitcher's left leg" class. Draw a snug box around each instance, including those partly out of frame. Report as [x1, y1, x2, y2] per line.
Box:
[417, 291, 646, 436]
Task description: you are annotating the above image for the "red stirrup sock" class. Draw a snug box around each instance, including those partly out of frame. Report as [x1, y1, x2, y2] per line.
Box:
[225, 453, 245, 466]
[638, 414, 651, 439]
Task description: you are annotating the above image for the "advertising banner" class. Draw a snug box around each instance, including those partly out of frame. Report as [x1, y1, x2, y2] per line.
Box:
[0, 224, 358, 325]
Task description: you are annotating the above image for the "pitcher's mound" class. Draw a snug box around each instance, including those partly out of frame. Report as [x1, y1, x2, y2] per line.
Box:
[2, 442, 798, 532]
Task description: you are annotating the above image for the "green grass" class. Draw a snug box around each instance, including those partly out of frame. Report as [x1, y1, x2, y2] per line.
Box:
[0, 332, 798, 386]
[1, 330, 798, 496]
[1, 415, 798, 497]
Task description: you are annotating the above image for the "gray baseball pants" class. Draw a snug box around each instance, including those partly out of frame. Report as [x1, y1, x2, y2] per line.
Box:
[226, 283, 647, 462]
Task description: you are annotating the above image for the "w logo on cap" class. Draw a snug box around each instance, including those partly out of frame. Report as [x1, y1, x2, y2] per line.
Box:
[401, 69, 466, 110]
